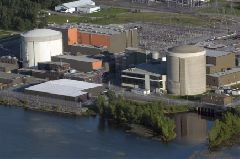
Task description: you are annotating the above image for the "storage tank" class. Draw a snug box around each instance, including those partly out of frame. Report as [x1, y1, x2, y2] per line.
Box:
[167, 45, 206, 96]
[21, 29, 63, 67]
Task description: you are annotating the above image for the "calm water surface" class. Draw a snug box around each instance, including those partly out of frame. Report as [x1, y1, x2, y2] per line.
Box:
[0, 106, 239, 159]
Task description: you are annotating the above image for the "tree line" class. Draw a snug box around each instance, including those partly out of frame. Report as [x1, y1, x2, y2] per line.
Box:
[0, 0, 71, 31]
[97, 91, 190, 142]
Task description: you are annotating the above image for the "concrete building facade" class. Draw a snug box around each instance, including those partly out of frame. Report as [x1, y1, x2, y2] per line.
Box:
[49, 23, 138, 54]
[52, 55, 102, 72]
[167, 45, 206, 96]
[121, 63, 167, 93]
[206, 50, 235, 74]
[207, 68, 240, 87]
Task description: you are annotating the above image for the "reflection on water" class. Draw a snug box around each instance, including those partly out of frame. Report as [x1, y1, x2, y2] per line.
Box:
[174, 113, 208, 144]
[0, 106, 240, 159]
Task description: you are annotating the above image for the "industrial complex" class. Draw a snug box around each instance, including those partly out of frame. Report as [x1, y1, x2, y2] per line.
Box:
[2, 0, 240, 113]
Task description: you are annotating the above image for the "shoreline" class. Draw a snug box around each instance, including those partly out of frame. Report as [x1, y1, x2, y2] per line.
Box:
[0, 97, 88, 117]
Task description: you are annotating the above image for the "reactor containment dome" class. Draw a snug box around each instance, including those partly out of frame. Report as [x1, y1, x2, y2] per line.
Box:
[167, 45, 206, 96]
[21, 29, 63, 67]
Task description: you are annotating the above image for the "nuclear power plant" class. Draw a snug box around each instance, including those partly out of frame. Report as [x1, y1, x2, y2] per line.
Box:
[167, 45, 206, 96]
[21, 29, 63, 67]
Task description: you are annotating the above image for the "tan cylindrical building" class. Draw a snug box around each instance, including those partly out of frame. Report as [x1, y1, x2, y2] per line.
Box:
[167, 45, 206, 96]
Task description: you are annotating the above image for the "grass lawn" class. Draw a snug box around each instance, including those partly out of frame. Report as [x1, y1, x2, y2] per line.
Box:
[0, 30, 12, 39]
[48, 14, 80, 24]
[48, 7, 216, 27]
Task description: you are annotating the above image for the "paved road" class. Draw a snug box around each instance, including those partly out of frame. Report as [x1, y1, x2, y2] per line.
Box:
[106, 84, 202, 107]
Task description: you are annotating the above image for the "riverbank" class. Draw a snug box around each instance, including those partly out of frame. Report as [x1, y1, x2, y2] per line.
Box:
[208, 112, 240, 150]
[97, 91, 192, 142]
[0, 96, 87, 116]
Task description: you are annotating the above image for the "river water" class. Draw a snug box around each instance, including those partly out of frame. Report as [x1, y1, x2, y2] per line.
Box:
[0, 106, 239, 159]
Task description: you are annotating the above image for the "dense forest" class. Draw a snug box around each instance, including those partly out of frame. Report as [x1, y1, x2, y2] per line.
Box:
[0, 0, 70, 31]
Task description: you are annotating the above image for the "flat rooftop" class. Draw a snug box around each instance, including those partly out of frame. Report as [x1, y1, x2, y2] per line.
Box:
[49, 23, 131, 35]
[25, 79, 102, 97]
[208, 67, 240, 77]
[53, 55, 101, 63]
[206, 49, 231, 57]
[65, 71, 101, 78]
[38, 61, 69, 65]
[122, 62, 166, 76]
[72, 43, 106, 50]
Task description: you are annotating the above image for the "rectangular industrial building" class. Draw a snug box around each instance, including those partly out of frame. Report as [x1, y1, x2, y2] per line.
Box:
[52, 55, 102, 72]
[49, 23, 138, 54]
[206, 50, 235, 74]
[121, 62, 167, 93]
[69, 44, 105, 56]
[114, 48, 148, 73]
[25, 79, 103, 102]
[207, 67, 240, 87]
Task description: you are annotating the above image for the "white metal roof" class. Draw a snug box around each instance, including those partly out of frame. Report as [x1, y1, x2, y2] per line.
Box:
[22, 29, 61, 38]
[25, 79, 102, 97]
[60, 0, 95, 9]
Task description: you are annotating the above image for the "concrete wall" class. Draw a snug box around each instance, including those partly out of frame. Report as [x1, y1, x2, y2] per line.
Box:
[109, 32, 127, 53]
[201, 95, 232, 105]
[167, 56, 180, 95]
[69, 45, 102, 56]
[25, 89, 84, 102]
[167, 52, 206, 96]
[206, 53, 235, 74]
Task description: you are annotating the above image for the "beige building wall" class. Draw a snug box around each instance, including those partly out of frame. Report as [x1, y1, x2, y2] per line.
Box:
[182, 55, 206, 95]
[206, 53, 235, 74]
[207, 71, 240, 87]
[167, 48, 206, 96]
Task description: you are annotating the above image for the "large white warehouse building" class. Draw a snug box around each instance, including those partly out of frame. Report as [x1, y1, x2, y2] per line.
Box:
[55, 0, 100, 13]
[21, 29, 63, 67]
[167, 45, 206, 96]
